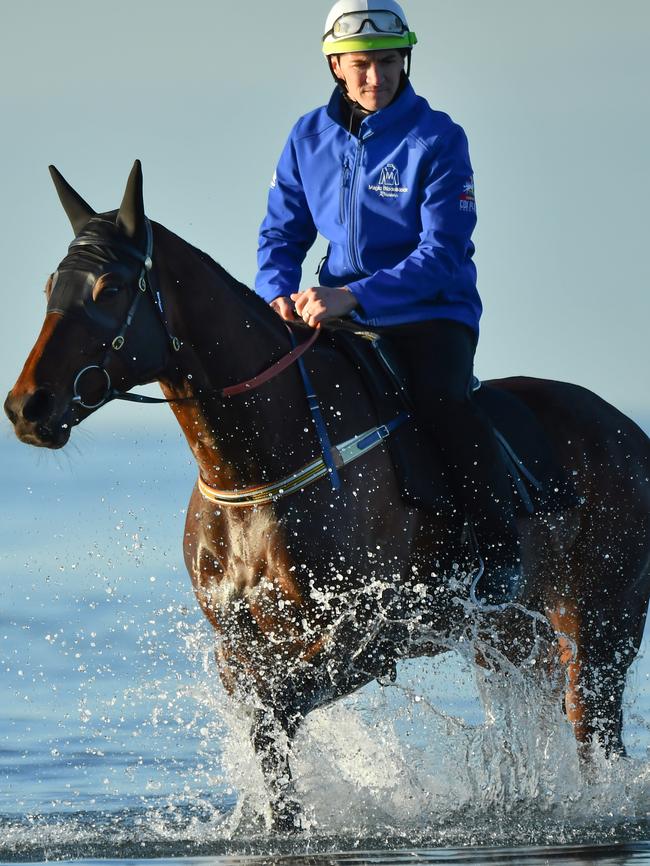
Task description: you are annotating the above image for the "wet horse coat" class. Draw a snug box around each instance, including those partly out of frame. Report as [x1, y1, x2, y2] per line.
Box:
[5, 162, 650, 828]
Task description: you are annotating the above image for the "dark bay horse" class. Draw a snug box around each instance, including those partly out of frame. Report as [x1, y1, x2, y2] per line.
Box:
[5, 162, 650, 829]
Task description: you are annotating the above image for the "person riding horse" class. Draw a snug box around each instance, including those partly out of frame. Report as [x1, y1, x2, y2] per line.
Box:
[255, 0, 520, 605]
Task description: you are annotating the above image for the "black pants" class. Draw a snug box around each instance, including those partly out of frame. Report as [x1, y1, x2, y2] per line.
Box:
[382, 319, 517, 542]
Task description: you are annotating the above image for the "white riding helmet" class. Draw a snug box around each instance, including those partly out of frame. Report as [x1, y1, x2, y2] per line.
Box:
[322, 0, 417, 56]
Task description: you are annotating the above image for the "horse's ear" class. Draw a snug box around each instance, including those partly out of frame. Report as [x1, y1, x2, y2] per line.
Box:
[49, 165, 96, 236]
[116, 159, 145, 242]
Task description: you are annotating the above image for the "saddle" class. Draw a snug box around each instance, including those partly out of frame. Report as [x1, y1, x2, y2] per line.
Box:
[322, 323, 577, 517]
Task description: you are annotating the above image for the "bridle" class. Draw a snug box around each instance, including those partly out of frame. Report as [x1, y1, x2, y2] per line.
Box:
[62, 218, 319, 414]
[64, 217, 179, 411]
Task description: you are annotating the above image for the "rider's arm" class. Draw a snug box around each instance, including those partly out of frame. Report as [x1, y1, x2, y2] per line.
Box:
[346, 124, 478, 320]
[255, 131, 318, 304]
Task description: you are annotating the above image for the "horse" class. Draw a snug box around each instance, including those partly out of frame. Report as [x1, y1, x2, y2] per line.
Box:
[5, 161, 650, 830]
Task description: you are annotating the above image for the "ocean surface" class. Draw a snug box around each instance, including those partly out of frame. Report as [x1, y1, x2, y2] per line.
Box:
[2, 411, 650, 866]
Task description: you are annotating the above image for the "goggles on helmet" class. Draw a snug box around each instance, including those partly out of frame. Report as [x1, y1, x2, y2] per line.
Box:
[324, 10, 407, 40]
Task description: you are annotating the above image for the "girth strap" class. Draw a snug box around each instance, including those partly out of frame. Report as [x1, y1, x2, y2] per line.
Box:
[198, 411, 410, 507]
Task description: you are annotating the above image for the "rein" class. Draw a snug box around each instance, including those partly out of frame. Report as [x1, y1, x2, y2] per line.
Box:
[81, 326, 321, 407]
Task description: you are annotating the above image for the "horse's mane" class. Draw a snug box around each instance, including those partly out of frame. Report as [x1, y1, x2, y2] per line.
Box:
[155, 221, 284, 330]
[158, 226, 367, 341]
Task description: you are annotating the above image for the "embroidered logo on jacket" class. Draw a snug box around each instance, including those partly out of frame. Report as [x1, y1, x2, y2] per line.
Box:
[368, 163, 409, 199]
[380, 163, 400, 187]
[459, 177, 476, 212]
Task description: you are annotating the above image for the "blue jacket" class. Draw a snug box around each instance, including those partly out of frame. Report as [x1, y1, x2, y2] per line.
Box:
[255, 82, 482, 332]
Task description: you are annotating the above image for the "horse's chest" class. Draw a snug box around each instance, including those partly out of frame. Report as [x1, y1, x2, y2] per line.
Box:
[187, 506, 315, 636]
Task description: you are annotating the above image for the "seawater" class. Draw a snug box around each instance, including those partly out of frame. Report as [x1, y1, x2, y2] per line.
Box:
[2, 416, 650, 865]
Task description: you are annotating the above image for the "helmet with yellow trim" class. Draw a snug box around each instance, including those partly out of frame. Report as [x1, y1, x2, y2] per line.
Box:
[322, 0, 417, 56]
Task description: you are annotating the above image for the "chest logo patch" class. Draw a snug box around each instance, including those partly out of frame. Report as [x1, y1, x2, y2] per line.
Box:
[368, 162, 409, 199]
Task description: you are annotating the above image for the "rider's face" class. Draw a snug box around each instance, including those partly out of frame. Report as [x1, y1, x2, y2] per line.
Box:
[331, 50, 404, 111]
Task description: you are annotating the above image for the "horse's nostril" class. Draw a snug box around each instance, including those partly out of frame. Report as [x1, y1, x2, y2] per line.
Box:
[36, 422, 53, 441]
[22, 388, 55, 423]
[4, 396, 17, 425]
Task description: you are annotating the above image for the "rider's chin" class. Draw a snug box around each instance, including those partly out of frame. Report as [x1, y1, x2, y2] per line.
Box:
[362, 90, 388, 107]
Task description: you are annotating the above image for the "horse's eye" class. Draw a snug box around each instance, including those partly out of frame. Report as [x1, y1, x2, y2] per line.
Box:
[92, 282, 122, 302]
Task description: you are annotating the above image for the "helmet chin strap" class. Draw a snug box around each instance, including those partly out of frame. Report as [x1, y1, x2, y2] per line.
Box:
[327, 55, 350, 96]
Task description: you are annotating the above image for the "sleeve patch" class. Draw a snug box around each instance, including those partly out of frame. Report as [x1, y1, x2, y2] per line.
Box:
[459, 176, 476, 212]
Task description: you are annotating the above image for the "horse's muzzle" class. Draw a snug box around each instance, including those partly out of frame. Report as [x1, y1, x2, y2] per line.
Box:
[4, 387, 72, 448]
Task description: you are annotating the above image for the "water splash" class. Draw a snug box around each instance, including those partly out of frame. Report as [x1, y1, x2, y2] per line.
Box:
[170, 594, 650, 850]
[4, 507, 650, 860]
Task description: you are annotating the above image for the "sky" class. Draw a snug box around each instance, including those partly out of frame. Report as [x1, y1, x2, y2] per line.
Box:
[1, 0, 648, 432]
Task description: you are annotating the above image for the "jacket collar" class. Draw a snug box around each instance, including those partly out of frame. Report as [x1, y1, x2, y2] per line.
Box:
[326, 80, 418, 137]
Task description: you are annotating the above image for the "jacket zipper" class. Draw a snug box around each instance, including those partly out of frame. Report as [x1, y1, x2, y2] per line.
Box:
[347, 139, 365, 274]
[339, 158, 350, 224]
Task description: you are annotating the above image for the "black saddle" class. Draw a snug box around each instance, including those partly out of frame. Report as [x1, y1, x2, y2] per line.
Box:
[322, 324, 577, 516]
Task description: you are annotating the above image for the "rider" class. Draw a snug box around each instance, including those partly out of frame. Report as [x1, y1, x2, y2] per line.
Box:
[254, 0, 520, 605]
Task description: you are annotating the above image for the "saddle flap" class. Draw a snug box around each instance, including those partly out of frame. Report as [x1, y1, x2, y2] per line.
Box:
[327, 328, 451, 511]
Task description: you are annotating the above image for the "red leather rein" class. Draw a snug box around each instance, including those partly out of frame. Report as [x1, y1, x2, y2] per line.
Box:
[221, 325, 320, 397]
[88, 324, 322, 409]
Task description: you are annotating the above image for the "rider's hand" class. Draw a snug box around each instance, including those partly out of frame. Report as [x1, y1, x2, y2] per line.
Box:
[290, 286, 358, 328]
[270, 296, 297, 321]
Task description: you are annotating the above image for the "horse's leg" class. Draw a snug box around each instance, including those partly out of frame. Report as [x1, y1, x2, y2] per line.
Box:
[548, 594, 647, 759]
[250, 705, 303, 832]
[473, 604, 566, 734]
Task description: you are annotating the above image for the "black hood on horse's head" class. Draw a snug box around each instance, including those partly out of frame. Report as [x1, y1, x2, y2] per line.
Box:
[54, 213, 147, 272]
[48, 214, 146, 328]
[45, 162, 149, 331]
[49, 160, 146, 249]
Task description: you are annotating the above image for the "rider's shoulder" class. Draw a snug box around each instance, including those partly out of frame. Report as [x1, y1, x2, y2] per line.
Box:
[289, 104, 337, 142]
[414, 96, 462, 135]
[409, 93, 468, 150]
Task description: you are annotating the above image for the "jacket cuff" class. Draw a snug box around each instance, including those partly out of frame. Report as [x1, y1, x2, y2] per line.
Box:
[345, 279, 373, 319]
[255, 282, 292, 304]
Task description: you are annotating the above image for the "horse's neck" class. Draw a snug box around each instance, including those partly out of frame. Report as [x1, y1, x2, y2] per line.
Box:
[153, 225, 314, 487]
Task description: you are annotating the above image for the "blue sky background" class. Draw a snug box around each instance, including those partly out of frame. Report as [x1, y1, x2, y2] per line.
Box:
[1, 0, 648, 433]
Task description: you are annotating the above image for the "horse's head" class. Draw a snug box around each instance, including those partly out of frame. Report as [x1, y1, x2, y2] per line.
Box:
[5, 161, 172, 448]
